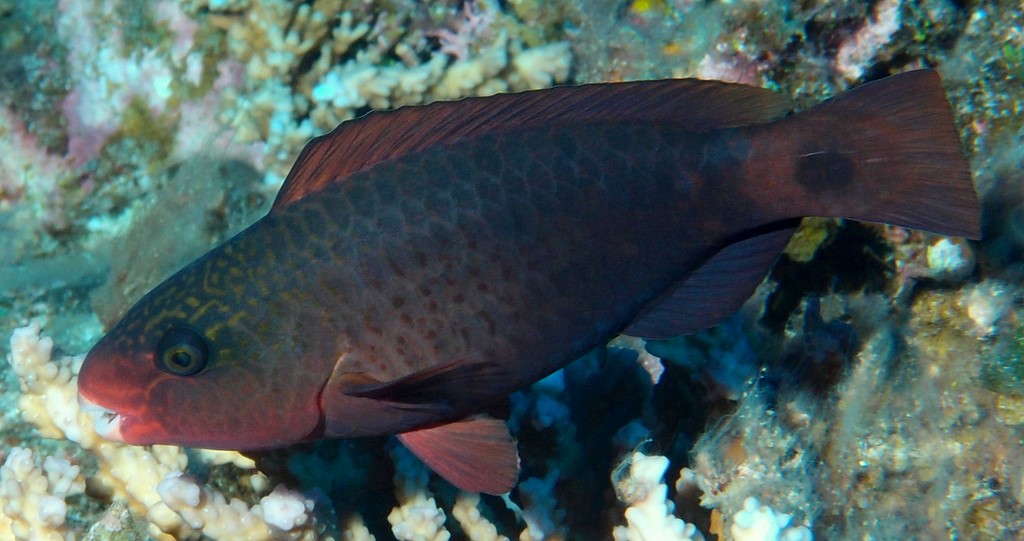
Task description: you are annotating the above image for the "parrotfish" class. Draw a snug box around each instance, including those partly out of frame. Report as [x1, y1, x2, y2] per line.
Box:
[78, 69, 980, 494]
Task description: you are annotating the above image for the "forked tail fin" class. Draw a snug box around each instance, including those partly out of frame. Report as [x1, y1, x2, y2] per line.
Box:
[783, 69, 980, 239]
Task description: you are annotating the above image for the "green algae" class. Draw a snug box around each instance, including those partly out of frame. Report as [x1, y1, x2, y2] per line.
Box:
[177, 22, 230, 101]
[114, 0, 170, 52]
[117, 97, 177, 162]
[980, 326, 1024, 397]
[82, 501, 145, 541]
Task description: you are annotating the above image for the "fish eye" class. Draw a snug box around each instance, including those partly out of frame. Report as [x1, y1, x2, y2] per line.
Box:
[155, 326, 209, 376]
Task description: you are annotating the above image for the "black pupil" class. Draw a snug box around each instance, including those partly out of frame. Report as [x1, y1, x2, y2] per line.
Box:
[170, 350, 193, 369]
[156, 326, 209, 376]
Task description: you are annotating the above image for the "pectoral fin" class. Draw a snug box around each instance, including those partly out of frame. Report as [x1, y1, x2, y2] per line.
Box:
[344, 359, 509, 408]
[398, 416, 520, 494]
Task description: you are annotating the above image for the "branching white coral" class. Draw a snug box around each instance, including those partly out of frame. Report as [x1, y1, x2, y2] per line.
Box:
[388, 445, 451, 541]
[7, 322, 191, 540]
[730, 497, 812, 541]
[0, 447, 85, 541]
[203, 0, 572, 183]
[517, 473, 566, 541]
[8, 322, 187, 517]
[387, 489, 449, 541]
[5, 322, 283, 541]
[612, 452, 705, 541]
[8, 322, 93, 447]
[452, 492, 509, 541]
[341, 515, 377, 541]
[157, 473, 316, 541]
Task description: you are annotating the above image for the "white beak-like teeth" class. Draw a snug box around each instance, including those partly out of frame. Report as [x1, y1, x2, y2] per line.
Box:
[78, 393, 125, 441]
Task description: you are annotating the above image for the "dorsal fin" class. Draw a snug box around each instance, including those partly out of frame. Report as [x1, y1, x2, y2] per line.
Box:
[624, 222, 799, 339]
[273, 79, 793, 209]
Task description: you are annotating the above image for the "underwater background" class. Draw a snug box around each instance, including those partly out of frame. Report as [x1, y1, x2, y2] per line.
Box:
[0, 0, 1022, 539]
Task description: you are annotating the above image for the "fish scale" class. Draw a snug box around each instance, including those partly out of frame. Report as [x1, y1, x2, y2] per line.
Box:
[79, 71, 980, 494]
[233, 121, 756, 414]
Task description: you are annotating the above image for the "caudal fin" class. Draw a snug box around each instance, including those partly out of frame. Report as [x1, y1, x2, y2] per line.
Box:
[787, 69, 980, 239]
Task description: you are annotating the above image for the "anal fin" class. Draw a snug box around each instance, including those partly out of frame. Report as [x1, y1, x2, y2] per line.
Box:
[398, 416, 520, 495]
[624, 222, 798, 339]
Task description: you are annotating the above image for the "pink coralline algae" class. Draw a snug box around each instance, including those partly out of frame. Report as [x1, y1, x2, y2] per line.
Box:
[430, 0, 497, 60]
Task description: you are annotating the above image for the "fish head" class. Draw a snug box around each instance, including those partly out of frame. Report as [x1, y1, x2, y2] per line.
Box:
[77, 248, 325, 450]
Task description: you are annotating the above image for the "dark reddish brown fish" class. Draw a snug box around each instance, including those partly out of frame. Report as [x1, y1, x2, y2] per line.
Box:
[77, 69, 979, 494]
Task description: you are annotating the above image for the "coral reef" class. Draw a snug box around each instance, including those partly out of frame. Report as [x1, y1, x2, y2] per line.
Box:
[190, 0, 572, 182]
[1, 447, 86, 541]
[157, 474, 315, 540]
[611, 452, 704, 541]
[1, 0, 1023, 540]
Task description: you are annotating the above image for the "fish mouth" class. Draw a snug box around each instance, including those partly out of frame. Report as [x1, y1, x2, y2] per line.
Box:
[78, 394, 126, 442]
